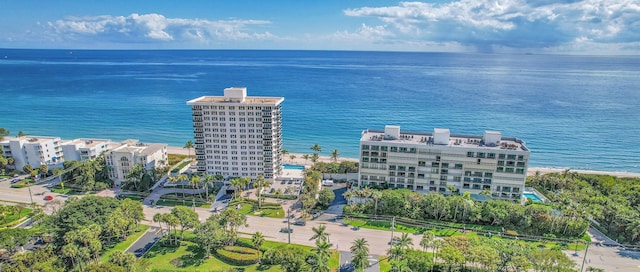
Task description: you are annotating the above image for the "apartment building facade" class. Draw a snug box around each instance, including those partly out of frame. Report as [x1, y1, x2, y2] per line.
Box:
[104, 140, 167, 184]
[1, 136, 64, 170]
[187, 87, 284, 180]
[61, 138, 111, 162]
[358, 126, 530, 202]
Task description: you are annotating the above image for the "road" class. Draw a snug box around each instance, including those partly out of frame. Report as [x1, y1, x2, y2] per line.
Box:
[126, 226, 162, 258]
[4, 181, 640, 271]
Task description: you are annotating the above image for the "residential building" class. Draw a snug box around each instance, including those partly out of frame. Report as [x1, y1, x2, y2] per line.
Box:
[187, 87, 284, 180]
[104, 140, 168, 184]
[1, 136, 64, 170]
[358, 125, 530, 201]
[61, 138, 111, 161]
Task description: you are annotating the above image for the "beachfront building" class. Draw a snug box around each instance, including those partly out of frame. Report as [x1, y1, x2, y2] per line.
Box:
[61, 138, 111, 161]
[187, 87, 284, 180]
[1, 136, 64, 171]
[358, 126, 530, 202]
[104, 140, 168, 185]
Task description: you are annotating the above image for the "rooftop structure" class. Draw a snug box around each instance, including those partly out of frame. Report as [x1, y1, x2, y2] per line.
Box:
[359, 126, 530, 202]
[187, 87, 284, 180]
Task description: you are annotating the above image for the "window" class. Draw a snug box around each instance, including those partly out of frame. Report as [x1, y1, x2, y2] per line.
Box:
[487, 153, 496, 159]
[418, 161, 426, 166]
[499, 154, 506, 159]
[454, 163, 463, 169]
[467, 152, 474, 157]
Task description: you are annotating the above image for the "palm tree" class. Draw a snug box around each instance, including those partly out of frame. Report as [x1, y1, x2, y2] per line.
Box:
[230, 178, 243, 199]
[289, 154, 296, 163]
[398, 232, 413, 251]
[312, 238, 333, 272]
[303, 154, 310, 163]
[372, 190, 383, 215]
[310, 224, 329, 242]
[153, 213, 165, 235]
[190, 175, 203, 200]
[184, 140, 194, 160]
[252, 232, 265, 262]
[432, 239, 444, 268]
[351, 238, 370, 270]
[331, 149, 340, 162]
[420, 231, 435, 252]
[254, 175, 270, 209]
[311, 144, 322, 155]
[282, 149, 289, 157]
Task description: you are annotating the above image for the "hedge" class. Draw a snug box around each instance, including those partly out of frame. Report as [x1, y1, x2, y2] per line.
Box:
[215, 246, 259, 265]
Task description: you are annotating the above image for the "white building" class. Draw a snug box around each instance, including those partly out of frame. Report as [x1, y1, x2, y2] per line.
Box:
[358, 126, 530, 202]
[61, 138, 111, 162]
[187, 87, 284, 180]
[1, 136, 64, 171]
[104, 140, 168, 184]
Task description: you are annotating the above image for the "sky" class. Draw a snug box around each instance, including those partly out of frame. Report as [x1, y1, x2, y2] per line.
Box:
[1, 0, 639, 54]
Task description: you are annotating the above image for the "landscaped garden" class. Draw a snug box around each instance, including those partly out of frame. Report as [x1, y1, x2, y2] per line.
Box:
[0, 204, 32, 228]
[9, 178, 35, 188]
[156, 194, 211, 208]
[142, 232, 340, 272]
[229, 198, 285, 219]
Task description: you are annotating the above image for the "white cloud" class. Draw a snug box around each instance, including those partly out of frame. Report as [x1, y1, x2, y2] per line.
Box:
[344, 0, 640, 53]
[46, 13, 274, 45]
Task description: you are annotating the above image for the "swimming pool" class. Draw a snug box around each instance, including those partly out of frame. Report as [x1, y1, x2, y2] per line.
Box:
[283, 164, 305, 170]
[524, 193, 543, 203]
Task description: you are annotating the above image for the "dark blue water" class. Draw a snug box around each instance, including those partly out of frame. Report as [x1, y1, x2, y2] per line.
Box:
[1, 49, 639, 172]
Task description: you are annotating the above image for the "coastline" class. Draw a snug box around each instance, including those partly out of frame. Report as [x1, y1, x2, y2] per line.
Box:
[167, 146, 640, 178]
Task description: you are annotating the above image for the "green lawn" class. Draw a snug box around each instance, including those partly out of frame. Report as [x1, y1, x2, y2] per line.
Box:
[118, 194, 146, 201]
[10, 179, 35, 188]
[345, 219, 431, 234]
[230, 199, 285, 219]
[0, 207, 32, 228]
[100, 224, 151, 263]
[157, 195, 211, 208]
[171, 160, 192, 173]
[143, 233, 339, 272]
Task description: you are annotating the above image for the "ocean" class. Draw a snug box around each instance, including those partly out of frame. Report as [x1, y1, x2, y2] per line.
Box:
[1, 49, 639, 172]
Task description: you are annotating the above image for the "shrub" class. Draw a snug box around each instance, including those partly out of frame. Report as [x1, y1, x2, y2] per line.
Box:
[262, 248, 285, 265]
[215, 246, 259, 265]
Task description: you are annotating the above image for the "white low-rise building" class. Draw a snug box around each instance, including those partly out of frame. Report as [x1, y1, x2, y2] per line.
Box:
[104, 140, 168, 185]
[358, 126, 530, 202]
[61, 138, 111, 161]
[1, 136, 64, 171]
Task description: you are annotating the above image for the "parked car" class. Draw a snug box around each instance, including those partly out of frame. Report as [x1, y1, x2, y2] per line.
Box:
[293, 220, 306, 226]
[43, 195, 54, 201]
[388, 237, 401, 245]
[280, 227, 293, 233]
[10, 178, 20, 184]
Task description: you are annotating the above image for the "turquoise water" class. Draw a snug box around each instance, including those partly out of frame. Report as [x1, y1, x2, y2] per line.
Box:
[524, 193, 542, 203]
[1, 49, 639, 172]
[283, 164, 305, 170]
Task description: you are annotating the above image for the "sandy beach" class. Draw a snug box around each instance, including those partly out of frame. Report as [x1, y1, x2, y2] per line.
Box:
[167, 146, 640, 178]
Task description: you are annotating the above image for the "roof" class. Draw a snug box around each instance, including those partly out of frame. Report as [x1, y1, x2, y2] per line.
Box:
[361, 129, 529, 152]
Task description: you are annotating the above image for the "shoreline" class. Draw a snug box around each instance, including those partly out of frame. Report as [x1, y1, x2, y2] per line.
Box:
[167, 146, 640, 178]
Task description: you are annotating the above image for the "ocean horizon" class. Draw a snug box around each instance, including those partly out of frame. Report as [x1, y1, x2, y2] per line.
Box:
[1, 49, 639, 173]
